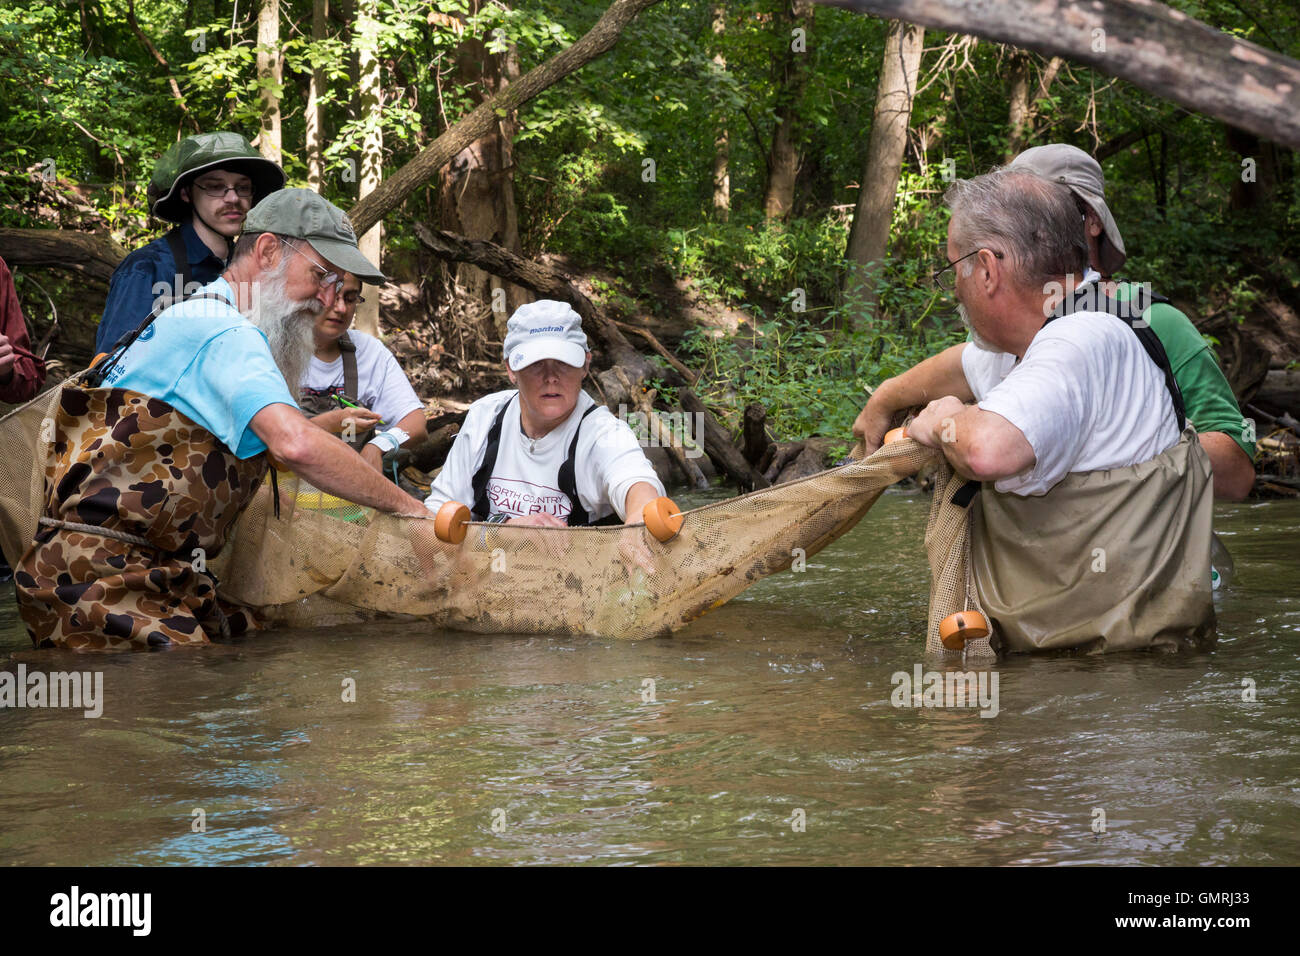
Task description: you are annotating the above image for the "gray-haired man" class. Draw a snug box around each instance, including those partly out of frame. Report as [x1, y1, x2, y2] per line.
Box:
[855, 168, 1213, 653]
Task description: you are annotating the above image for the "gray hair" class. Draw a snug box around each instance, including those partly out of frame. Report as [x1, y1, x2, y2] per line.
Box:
[944, 167, 1088, 288]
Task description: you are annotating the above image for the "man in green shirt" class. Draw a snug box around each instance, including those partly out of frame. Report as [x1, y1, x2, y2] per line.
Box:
[1009, 144, 1255, 500]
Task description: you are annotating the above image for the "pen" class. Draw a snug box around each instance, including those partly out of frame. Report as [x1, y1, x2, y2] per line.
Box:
[334, 394, 387, 426]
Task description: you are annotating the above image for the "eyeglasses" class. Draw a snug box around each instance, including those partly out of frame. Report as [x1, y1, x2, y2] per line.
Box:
[192, 180, 254, 198]
[279, 238, 342, 295]
[931, 248, 1005, 291]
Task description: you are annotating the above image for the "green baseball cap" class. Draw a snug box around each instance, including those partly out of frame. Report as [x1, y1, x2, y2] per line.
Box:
[244, 188, 385, 283]
[148, 131, 285, 223]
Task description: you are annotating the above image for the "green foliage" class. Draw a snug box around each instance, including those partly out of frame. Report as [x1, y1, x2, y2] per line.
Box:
[681, 301, 967, 442]
[2, 0, 1298, 448]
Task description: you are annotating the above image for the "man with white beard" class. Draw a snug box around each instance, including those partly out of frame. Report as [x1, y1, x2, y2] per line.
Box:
[14, 189, 427, 651]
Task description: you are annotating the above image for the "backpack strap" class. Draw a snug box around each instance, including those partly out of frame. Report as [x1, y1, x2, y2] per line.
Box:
[1049, 284, 1186, 431]
[470, 395, 514, 520]
[85, 292, 232, 388]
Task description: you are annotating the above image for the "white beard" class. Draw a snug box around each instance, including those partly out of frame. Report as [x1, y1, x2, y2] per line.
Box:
[957, 302, 1001, 353]
[243, 262, 320, 392]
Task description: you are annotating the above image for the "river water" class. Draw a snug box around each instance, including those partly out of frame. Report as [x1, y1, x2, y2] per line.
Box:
[1, 489, 1296, 866]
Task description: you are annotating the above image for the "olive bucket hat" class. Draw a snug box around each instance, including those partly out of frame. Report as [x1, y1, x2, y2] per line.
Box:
[148, 131, 286, 223]
[244, 188, 386, 283]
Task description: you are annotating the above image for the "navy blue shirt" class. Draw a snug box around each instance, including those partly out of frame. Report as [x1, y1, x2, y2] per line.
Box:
[96, 219, 228, 353]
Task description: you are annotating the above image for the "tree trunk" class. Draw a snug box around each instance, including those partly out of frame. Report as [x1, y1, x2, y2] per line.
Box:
[1004, 51, 1062, 159]
[830, 0, 1300, 150]
[1005, 51, 1032, 156]
[1226, 125, 1281, 211]
[354, 0, 382, 336]
[437, 3, 530, 337]
[763, 0, 815, 220]
[256, 0, 283, 165]
[305, 0, 328, 192]
[348, 0, 662, 237]
[711, 4, 730, 221]
[841, 18, 924, 325]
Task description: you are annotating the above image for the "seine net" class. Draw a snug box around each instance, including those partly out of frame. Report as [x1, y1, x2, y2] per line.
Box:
[0, 385, 994, 654]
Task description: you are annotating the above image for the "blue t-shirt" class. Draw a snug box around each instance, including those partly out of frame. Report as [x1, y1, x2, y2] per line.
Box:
[97, 219, 227, 353]
[101, 277, 297, 459]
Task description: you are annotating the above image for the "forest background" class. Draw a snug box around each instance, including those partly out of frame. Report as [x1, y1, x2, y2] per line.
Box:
[1, 0, 1297, 479]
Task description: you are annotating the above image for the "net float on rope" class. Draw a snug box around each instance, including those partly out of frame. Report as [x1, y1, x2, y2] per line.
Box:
[642, 496, 684, 543]
[939, 610, 990, 651]
[883, 426, 908, 444]
[434, 500, 471, 544]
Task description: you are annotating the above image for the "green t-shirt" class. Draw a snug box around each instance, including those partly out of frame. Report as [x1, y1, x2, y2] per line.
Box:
[1113, 283, 1255, 459]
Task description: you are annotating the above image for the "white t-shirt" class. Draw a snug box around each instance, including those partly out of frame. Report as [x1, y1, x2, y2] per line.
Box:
[424, 389, 665, 522]
[961, 311, 1181, 496]
[299, 330, 424, 427]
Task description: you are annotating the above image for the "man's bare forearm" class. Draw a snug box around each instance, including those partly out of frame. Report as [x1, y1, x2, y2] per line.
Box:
[875, 344, 974, 412]
[251, 403, 426, 514]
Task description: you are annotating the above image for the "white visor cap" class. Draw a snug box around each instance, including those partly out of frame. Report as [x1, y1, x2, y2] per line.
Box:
[504, 299, 589, 371]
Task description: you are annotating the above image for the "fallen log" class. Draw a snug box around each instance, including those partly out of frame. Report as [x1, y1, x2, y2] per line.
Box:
[604, 367, 708, 489]
[405, 422, 461, 474]
[613, 320, 697, 384]
[0, 228, 127, 283]
[1253, 370, 1300, 419]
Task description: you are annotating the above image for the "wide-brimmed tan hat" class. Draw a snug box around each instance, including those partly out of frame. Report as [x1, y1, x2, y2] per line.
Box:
[1011, 143, 1127, 276]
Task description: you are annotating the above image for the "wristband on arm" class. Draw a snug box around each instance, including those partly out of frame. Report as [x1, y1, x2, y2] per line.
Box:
[366, 426, 410, 455]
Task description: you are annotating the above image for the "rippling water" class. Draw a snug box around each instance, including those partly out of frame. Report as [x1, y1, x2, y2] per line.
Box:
[1, 490, 1297, 866]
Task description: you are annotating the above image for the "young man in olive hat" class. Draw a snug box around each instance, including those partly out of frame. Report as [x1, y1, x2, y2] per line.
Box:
[16, 189, 427, 651]
[95, 131, 284, 353]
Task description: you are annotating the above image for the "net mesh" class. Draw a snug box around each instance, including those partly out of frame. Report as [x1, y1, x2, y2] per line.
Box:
[0, 385, 993, 654]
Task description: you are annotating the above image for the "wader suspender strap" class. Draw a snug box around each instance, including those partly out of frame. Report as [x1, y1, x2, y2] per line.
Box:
[470, 397, 514, 520]
[338, 332, 359, 401]
[558, 406, 599, 527]
[164, 227, 193, 301]
[470, 398, 607, 525]
[333, 333, 370, 451]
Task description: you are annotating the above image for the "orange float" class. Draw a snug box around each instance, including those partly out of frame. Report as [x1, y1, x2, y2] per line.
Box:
[434, 500, 471, 544]
[642, 496, 684, 543]
[883, 426, 908, 444]
[939, 610, 990, 651]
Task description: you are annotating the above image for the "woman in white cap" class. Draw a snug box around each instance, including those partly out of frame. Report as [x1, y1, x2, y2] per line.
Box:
[425, 300, 664, 527]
